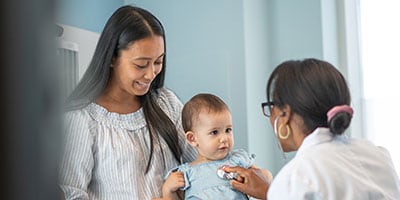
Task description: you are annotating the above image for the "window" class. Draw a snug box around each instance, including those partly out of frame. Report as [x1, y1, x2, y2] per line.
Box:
[359, 0, 400, 173]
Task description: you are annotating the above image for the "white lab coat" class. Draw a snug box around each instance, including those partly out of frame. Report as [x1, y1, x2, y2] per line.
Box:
[268, 127, 400, 200]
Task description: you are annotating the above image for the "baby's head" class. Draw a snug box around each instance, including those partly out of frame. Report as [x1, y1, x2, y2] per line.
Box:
[182, 93, 234, 162]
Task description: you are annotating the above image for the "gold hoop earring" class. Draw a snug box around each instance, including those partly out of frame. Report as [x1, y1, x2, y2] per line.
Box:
[278, 124, 291, 139]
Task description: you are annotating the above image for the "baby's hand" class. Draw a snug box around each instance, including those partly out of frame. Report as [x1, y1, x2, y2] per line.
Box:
[162, 171, 185, 198]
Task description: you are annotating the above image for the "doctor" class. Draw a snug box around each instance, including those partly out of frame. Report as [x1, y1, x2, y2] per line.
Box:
[225, 58, 400, 199]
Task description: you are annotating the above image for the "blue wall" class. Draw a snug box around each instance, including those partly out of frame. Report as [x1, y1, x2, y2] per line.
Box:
[56, 0, 124, 33]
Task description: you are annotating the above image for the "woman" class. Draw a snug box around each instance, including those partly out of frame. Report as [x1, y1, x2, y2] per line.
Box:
[225, 58, 400, 199]
[59, 5, 196, 199]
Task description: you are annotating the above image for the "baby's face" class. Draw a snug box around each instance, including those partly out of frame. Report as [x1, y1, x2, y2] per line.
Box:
[192, 109, 234, 162]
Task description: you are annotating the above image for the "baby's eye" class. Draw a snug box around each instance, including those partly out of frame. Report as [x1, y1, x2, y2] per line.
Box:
[226, 128, 232, 133]
[210, 130, 219, 135]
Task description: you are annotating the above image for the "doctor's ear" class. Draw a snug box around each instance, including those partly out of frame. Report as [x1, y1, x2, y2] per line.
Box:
[279, 105, 293, 118]
[185, 131, 198, 147]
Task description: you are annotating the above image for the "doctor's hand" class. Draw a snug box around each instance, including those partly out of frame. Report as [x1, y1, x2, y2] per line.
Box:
[224, 166, 271, 200]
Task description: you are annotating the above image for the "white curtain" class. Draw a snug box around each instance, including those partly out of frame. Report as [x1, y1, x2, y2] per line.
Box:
[57, 40, 79, 100]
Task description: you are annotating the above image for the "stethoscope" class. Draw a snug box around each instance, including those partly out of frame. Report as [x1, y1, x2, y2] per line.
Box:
[216, 165, 250, 200]
[216, 165, 237, 180]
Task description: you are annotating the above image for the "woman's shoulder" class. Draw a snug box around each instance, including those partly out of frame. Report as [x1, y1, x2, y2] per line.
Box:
[63, 103, 101, 131]
[62, 104, 96, 138]
[155, 88, 183, 116]
[157, 88, 181, 103]
[64, 104, 92, 120]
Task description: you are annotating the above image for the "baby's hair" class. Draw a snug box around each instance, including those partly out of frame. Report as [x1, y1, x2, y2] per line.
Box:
[182, 93, 229, 132]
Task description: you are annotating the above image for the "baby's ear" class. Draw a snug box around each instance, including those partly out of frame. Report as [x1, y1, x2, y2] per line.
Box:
[185, 131, 198, 147]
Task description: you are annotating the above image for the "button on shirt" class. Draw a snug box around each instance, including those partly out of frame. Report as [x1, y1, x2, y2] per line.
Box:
[268, 127, 400, 200]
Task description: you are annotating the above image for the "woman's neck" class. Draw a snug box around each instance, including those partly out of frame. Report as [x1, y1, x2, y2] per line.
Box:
[96, 89, 141, 114]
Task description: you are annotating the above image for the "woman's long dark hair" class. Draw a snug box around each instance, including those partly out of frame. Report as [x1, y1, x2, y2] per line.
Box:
[266, 58, 351, 135]
[65, 5, 182, 173]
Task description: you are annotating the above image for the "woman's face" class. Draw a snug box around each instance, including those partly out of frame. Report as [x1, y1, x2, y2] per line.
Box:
[110, 36, 164, 97]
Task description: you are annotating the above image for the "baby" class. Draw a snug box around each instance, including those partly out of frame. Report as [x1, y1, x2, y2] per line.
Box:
[162, 93, 271, 200]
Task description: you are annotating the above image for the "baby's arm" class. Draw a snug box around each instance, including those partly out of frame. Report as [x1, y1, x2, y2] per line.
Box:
[161, 171, 185, 200]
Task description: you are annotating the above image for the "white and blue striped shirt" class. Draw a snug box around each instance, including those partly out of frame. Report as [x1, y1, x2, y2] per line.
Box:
[59, 88, 196, 200]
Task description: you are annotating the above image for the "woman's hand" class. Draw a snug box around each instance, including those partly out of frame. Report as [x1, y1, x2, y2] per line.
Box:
[224, 166, 271, 200]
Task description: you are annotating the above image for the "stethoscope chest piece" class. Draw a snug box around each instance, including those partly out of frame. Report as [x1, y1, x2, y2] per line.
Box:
[216, 165, 237, 180]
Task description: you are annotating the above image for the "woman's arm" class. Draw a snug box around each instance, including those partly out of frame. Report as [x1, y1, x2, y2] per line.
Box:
[59, 111, 95, 199]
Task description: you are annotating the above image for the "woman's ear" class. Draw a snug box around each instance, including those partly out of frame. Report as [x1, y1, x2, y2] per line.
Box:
[280, 104, 292, 124]
[185, 131, 198, 147]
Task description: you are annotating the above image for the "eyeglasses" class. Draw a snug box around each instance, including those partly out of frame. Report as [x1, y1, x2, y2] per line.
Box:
[261, 101, 274, 117]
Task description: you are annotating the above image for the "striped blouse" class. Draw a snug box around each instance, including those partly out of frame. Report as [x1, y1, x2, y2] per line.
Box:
[59, 88, 197, 200]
